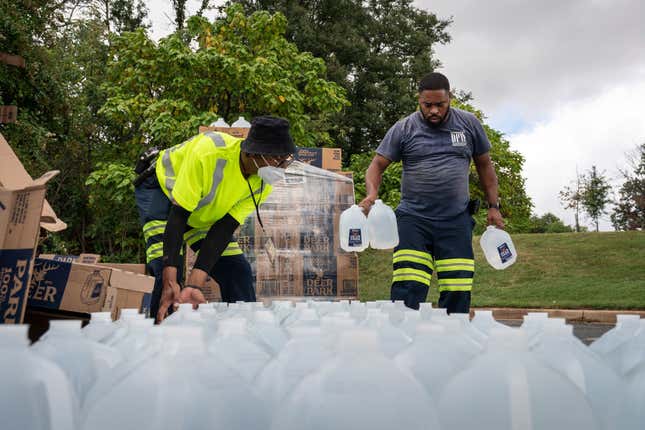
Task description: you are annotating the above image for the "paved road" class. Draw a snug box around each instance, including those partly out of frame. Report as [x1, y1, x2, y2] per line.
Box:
[499, 320, 614, 345]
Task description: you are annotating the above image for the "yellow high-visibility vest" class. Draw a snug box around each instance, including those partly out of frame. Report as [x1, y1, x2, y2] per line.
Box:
[155, 131, 271, 228]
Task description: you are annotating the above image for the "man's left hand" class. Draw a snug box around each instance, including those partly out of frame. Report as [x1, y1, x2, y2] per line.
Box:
[179, 286, 206, 309]
[487, 208, 505, 229]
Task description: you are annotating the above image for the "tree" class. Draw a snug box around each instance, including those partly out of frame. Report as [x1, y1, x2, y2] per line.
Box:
[528, 213, 573, 234]
[228, 0, 451, 157]
[611, 143, 645, 230]
[559, 171, 584, 232]
[99, 4, 349, 163]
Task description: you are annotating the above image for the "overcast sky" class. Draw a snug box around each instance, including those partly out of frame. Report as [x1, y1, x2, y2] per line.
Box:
[416, 0, 645, 230]
[147, 0, 645, 230]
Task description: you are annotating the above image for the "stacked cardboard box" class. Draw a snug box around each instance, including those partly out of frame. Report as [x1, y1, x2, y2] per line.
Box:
[1, 132, 153, 325]
[28, 257, 154, 320]
[0, 171, 59, 324]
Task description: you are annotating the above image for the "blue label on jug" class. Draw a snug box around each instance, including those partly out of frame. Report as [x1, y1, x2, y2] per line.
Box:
[348, 228, 362, 247]
[497, 242, 512, 263]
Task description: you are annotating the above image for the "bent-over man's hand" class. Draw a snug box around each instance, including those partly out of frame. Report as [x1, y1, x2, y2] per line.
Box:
[179, 286, 207, 309]
[157, 266, 181, 322]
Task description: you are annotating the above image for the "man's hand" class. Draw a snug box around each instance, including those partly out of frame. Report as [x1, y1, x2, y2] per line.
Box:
[358, 196, 376, 215]
[487, 208, 505, 229]
[179, 287, 207, 309]
[157, 266, 181, 322]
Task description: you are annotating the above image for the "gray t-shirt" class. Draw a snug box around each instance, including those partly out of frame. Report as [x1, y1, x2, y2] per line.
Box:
[376, 108, 491, 220]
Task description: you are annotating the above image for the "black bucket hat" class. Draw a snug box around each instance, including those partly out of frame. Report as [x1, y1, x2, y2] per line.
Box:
[241, 116, 296, 156]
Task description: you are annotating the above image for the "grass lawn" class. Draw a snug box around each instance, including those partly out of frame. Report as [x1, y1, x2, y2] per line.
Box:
[358, 231, 645, 310]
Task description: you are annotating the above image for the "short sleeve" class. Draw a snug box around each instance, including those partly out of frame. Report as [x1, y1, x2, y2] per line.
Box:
[376, 122, 405, 162]
[228, 182, 273, 225]
[470, 115, 492, 156]
[171, 150, 204, 212]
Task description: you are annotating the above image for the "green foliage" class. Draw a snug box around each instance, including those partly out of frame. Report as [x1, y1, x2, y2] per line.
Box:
[528, 213, 573, 233]
[85, 162, 142, 261]
[611, 143, 645, 231]
[99, 4, 349, 159]
[230, 0, 451, 156]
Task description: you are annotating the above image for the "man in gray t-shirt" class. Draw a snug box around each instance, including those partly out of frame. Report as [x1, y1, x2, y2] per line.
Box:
[359, 72, 504, 313]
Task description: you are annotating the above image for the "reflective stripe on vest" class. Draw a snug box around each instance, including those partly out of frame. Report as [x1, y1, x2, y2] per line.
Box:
[195, 158, 227, 211]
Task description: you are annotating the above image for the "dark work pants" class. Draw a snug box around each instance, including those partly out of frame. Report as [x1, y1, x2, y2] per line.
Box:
[391, 210, 475, 314]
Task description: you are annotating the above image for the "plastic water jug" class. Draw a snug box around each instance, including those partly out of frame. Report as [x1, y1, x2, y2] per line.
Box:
[209, 117, 230, 127]
[590, 314, 640, 357]
[32, 320, 122, 403]
[83, 312, 116, 343]
[367, 199, 399, 249]
[1, 325, 79, 430]
[82, 326, 269, 430]
[438, 329, 600, 430]
[533, 320, 624, 430]
[480, 225, 517, 269]
[471, 309, 512, 335]
[256, 327, 331, 409]
[395, 322, 479, 399]
[339, 204, 369, 252]
[231, 116, 251, 128]
[271, 329, 441, 430]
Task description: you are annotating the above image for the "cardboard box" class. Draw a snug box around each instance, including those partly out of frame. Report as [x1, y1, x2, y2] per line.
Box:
[0, 171, 59, 323]
[295, 147, 342, 171]
[97, 262, 146, 275]
[28, 258, 154, 319]
[0, 133, 67, 232]
[39, 253, 101, 265]
[103, 268, 154, 319]
[198, 126, 250, 139]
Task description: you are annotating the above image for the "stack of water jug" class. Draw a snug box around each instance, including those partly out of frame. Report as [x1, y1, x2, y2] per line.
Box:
[3, 301, 645, 429]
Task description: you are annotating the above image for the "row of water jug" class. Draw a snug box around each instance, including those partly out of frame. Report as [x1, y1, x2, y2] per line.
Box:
[3, 302, 644, 430]
[209, 116, 251, 128]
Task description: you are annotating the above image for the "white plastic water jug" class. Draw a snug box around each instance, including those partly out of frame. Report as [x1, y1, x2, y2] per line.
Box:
[209, 117, 230, 127]
[437, 329, 600, 430]
[271, 329, 441, 430]
[1, 325, 79, 430]
[367, 199, 399, 249]
[480, 225, 517, 269]
[339, 204, 369, 252]
[231, 116, 251, 128]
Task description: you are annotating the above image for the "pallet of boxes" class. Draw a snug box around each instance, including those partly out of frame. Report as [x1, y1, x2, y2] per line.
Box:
[0, 133, 155, 340]
[187, 125, 359, 302]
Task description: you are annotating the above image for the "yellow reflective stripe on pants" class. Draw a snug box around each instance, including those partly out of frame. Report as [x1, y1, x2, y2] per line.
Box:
[393, 254, 434, 271]
[143, 220, 166, 242]
[146, 242, 163, 263]
[435, 258, 474, 272]
[438, 277, 473, 292]
[393, 268, 431, 286]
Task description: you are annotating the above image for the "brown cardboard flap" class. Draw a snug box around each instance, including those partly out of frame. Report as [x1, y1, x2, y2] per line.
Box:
[0, 133, 67, 231]
[97, 263, 146, 274]
[108, 268, 154, 294]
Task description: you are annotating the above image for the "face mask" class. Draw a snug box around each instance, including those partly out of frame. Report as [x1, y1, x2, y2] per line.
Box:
[257, 166, 285, 185]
